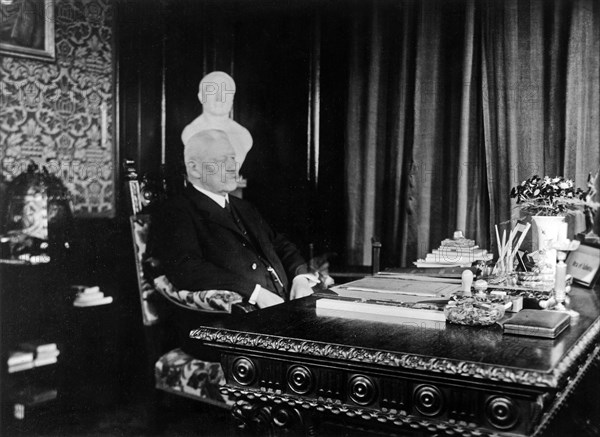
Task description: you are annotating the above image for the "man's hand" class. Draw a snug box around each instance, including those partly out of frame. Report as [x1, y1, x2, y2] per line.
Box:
[254, 287, 284, 308]
[290, 274, 319, 300]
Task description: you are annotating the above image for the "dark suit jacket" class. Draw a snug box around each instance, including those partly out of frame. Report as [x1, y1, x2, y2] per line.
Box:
[152, 184, 307, 299]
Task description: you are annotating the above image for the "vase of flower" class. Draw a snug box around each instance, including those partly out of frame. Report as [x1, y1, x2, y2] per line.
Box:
[510, 174, 599, 289]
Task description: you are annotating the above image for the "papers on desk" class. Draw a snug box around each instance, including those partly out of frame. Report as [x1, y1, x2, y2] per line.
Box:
[414, 261, 470, 268]
[376, 272, 462, 283]
[319, 275, 461, 326]
[330, 276, 459, 303]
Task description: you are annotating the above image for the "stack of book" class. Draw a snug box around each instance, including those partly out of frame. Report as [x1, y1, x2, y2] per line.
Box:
[7, 351, 34, 373]
[7, 341, 60, 373]
[414, 231, 493, 268]
[73, 285, 113, 307]
[23, 341, 60, 368]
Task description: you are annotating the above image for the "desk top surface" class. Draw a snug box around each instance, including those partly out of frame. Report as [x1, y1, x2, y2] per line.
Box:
[191, 286, 600, 388]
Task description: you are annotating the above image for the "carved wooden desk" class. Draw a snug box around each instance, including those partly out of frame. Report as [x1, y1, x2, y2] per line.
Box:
[190, 286, 600, 436]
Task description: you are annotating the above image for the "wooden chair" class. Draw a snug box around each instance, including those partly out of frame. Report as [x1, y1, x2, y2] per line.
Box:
[130, 214, 254, 430]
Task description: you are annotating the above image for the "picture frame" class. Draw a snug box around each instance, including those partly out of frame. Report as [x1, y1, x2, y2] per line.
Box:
[566, 242, 600, 288]
[0, 0, 55, 62]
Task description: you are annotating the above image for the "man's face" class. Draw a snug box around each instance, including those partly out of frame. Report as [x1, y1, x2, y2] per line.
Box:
[199, 75, 235, 116]
[192, 137, 238, 195]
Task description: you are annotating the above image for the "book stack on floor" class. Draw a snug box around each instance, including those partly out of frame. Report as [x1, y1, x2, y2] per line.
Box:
[73, 285, 113, 307]
[5, 341, 61, 423]
[7, 341, 60, 373]
[19, 341, 60, 368]
[414, 230, 493, 268]
[7, 351, 35, 374]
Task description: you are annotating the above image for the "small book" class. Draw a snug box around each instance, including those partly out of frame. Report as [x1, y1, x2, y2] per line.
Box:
[502, 310, 571, 339]
[73, 296, 113, 307]
[8, 361, 35, 373]
[7, 351, 34, 367]
[19, 341, 58, 355]
[35, 349, 60, 360]
[425, 253, 492, 263]
[414, 261, 469, 268]
[433, 245, 480, 252]
[74, 291, 105, 303]
[13, 386, 58, 405]
[34, 355, 58, 368]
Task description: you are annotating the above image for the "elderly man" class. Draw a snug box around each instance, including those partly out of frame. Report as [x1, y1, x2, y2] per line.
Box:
[154, 129, 315, 312]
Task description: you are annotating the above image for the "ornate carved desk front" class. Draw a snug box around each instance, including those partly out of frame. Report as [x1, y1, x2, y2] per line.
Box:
[190, 286, 600, 436]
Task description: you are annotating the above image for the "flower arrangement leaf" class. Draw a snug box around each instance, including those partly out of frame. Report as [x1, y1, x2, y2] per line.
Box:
[511, 174, 598, 217]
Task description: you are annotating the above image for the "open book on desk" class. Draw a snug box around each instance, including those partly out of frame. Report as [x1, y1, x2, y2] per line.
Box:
[316, 276, 460, 324]
[326, 276, 460, 303]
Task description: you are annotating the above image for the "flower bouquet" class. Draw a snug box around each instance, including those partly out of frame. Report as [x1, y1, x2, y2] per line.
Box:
[509, 173, 599, 289]
[510, 175, 595, 217]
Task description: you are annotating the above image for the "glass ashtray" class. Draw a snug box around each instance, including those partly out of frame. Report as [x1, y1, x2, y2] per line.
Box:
[486, 272, 518, 286]
[444, 298, 505, 326]
[516, 271, 549, 290]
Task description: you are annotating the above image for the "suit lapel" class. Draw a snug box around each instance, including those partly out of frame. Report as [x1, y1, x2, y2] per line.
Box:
[229, 197, 282, 268]
[229, 197, 265, 247]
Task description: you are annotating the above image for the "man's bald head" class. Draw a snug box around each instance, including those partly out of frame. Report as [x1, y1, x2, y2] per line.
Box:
[184, 129, 238, 195]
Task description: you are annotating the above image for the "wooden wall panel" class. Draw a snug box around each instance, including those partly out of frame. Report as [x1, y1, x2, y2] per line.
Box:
[117, 0, 164, 182]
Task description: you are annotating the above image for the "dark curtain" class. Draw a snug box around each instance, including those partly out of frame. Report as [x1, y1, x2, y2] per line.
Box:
[345, 0, 599, 267]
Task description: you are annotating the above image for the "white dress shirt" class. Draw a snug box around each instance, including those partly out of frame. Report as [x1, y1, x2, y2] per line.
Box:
[191, 183, 229, 208]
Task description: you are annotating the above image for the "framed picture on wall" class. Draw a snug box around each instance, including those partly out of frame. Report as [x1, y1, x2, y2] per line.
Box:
[0, 0, 55, 61]
[566, 242, 600, 288]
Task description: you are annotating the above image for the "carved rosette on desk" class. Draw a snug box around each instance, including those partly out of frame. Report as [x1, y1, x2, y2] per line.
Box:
[191, 318, 600, 437]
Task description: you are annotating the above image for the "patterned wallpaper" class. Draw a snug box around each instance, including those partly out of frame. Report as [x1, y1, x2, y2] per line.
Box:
[0, 0, 114, 216]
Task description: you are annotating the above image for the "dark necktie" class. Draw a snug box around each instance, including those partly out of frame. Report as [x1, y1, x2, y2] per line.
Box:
[224, 200, 249, 237]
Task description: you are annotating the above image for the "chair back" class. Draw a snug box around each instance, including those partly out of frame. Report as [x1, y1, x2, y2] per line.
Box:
[130, 214, 160, 326]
